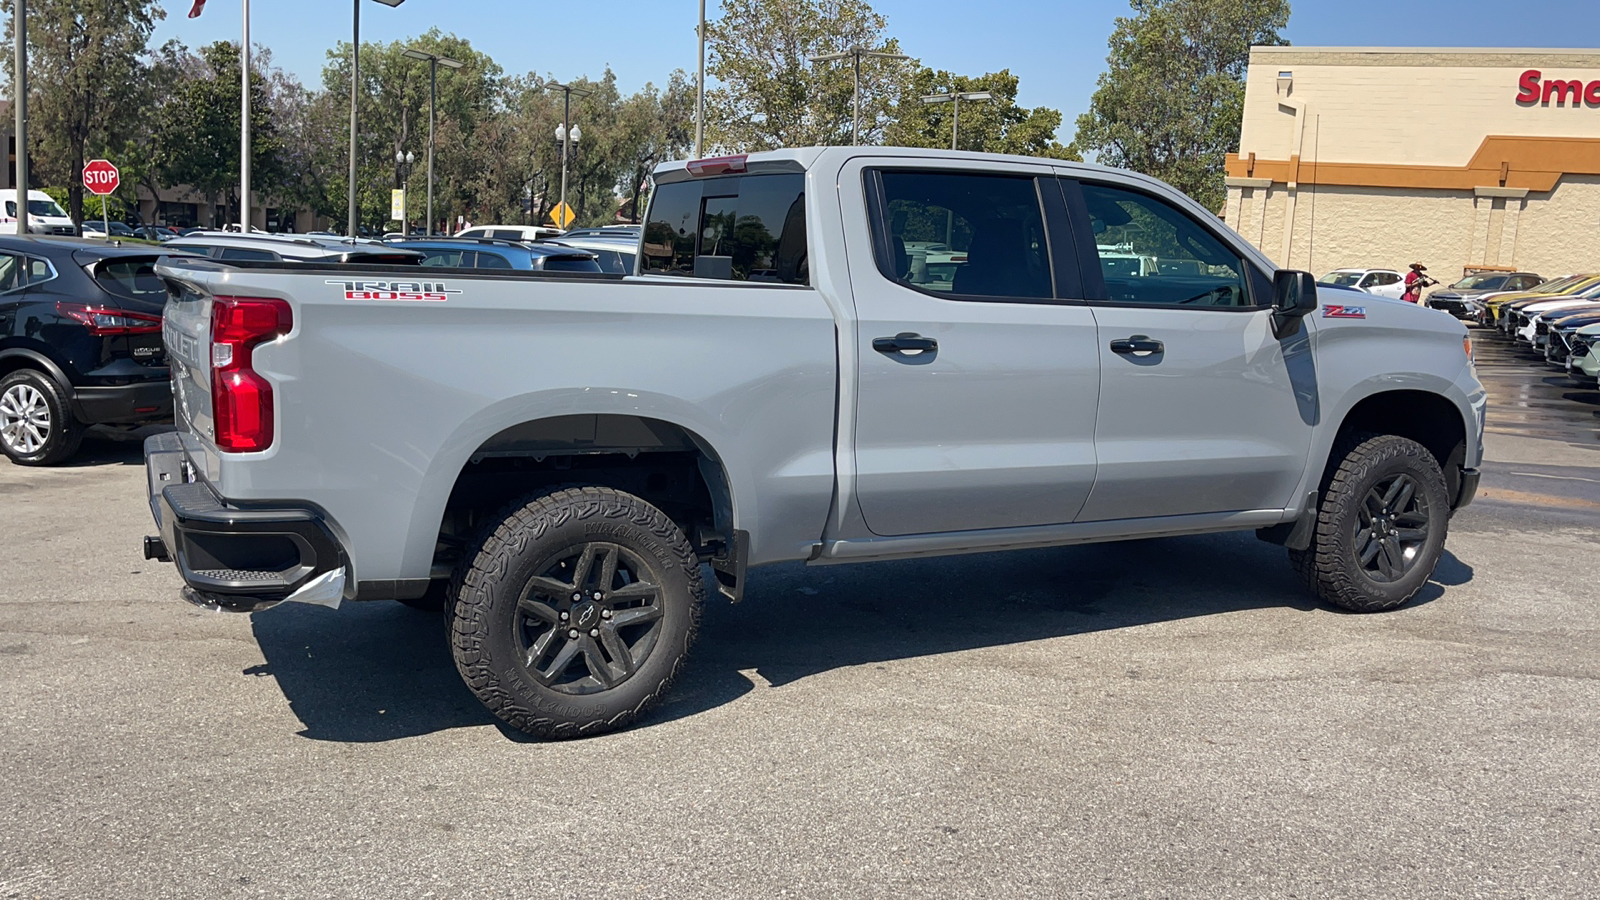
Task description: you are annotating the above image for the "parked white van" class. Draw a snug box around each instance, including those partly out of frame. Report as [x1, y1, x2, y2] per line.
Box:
[0, 190, 76, 235]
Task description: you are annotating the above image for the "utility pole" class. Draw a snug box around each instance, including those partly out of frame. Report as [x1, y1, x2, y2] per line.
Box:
[347, 0, 360, 240]
[808, 46, 909, 146]
[13, 0, 28, 236]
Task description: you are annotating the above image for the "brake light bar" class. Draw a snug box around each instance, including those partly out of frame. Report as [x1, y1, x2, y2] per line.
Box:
[210, 296, 292, 452]
[56, 302, 162, 335]
[686, 155, 748, 177]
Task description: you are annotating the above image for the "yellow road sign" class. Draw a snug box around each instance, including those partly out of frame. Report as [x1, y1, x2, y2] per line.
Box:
[548, 202, 575, 229]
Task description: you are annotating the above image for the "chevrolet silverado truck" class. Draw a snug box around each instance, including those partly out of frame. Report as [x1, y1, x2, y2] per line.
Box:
[142, 148, 1486, 738]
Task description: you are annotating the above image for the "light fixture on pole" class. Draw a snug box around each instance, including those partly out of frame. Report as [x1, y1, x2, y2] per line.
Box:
[12, 0, 27, 236]
[808, 45, 910, 146]
[920, 90, 993, 151]
[545, 82, 592, 230]
[349, 0, 407, 241]
[395, 149, 415, 230]
[402, 47, 465, 236]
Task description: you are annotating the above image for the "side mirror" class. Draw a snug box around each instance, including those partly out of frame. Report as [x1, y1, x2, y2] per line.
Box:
[1273, 269, 1318, 316]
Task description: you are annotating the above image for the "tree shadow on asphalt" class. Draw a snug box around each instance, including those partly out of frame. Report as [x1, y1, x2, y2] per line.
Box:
[247, 531, 1471, 743]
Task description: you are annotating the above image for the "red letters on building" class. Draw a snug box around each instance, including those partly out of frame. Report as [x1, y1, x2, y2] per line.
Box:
[1517, 70, 1542, 103]
[1517, 69, 1600, 106]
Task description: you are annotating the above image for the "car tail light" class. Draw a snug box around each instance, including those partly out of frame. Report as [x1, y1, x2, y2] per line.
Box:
[210, 296, 292, 452]
[1464, 336, 1473, 362]
[686, 154, 748, 177]
[56, 302, 162, 335]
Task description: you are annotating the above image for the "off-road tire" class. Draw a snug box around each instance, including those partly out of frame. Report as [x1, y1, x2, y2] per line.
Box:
[448, 486, 703, 739]
[1289, 434, 1450, 613]
[0, 369, 84, 466]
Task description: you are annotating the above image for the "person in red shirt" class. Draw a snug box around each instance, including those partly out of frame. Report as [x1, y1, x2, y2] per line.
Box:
[1403, 263, 1436, 304]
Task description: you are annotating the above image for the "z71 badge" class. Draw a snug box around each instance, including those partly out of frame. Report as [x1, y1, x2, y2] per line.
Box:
[327, 280, 462, 303]
[1322, 305, 1367, 319]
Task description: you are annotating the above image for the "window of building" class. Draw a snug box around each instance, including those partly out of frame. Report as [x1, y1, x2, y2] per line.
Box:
[1080, 182, 1252, 307]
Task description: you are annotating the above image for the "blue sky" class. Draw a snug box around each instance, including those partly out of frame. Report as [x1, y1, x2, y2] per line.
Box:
[160, 0, 1600, 142]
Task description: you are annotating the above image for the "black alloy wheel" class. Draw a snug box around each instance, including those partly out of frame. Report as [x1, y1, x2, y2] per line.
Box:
[1351, 472, 1431, 584]
[514, 541, 666, 695]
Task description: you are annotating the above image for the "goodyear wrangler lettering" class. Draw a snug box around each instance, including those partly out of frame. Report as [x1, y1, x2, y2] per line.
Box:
[327, 280, 463, 302]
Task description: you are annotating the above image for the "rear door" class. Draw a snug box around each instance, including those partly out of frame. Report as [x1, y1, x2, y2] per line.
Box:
[1062, 176, 1315, 521]
[845, 160, 1101, 536]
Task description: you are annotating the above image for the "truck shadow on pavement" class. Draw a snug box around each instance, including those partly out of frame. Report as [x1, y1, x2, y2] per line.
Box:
[248, 530, 1472, 743]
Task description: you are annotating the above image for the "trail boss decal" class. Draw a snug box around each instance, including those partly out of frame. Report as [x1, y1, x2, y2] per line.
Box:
[327, 280, 462, 303]
[1323, 305, 1367, 319]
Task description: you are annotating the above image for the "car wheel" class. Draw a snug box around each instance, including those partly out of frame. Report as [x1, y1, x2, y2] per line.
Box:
[0, 369, 85, 466]
[1289, 434, 1450, 613]
[449, 486, 704, 738]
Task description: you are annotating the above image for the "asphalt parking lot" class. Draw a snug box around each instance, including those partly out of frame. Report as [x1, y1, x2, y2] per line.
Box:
[3, 337, 1598, 899]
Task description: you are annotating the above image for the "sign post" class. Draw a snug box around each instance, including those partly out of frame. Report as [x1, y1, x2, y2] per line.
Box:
[83, 159, 120, 239]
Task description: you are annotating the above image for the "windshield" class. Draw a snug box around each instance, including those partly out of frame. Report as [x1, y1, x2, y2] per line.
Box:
[1450, 274, 1507, 290]
[5, 198, 70, 218]
[1318, 272, 1363, 287]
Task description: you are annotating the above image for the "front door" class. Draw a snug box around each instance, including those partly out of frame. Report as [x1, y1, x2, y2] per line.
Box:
[847, 163, 1101, 536]
[1065, 178, 1316, 522]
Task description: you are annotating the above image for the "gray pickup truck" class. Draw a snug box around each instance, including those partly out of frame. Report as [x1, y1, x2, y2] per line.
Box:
[143, 148, 1485, 738]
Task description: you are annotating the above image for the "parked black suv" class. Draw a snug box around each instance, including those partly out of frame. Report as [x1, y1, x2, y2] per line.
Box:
[0, 236, 178, 465]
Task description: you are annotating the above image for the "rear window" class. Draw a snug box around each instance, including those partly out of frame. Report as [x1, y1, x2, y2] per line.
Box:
[642, 173, 808, 284]
[476, 251, 514, 269]
[541, 255, 602, 273]
[94, 258, 167, 302]
[218, 247, 278, 262]
[421, 249, 473, 267]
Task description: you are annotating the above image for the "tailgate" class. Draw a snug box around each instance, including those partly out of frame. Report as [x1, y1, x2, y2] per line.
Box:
[158, 272, 215, 441]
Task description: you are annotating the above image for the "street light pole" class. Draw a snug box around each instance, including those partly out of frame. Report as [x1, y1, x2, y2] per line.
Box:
[808, 46, 910, 146]
[920, 90, 994, 151]
[402, 48, 464, 237]
[545, 82, 592, 229]
[348, 0, 407, 241]
[13, 0, 27, 236]
[695, 0, 705, 158]
[241, 0, 251, 231]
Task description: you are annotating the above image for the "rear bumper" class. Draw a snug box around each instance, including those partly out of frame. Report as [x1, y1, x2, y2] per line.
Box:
[73, 379, 172, 426]
[143, 431, 347, 612]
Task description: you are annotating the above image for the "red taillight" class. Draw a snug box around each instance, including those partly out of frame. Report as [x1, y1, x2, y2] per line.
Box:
[210, 296, 292, 452]
[56, 302, 162, 335]
[686, 154, 748, 177]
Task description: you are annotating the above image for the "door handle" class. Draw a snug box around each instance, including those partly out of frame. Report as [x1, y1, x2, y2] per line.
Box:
[873, 332, 938, 354]
[1109, 335, 1164, 355]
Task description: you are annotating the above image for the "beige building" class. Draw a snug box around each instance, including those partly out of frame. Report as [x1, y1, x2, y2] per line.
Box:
[1225, 47, 1600, 280]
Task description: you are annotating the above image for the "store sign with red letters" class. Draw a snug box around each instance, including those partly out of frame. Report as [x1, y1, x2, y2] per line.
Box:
[1517, 70, 1600, 105]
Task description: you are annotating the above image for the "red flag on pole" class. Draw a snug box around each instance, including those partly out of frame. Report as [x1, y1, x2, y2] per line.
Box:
[188, 0, 207, 17]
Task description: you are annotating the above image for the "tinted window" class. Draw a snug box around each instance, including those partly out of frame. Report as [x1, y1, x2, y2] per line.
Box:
[475, 251, 514, 269]
[586, 248, 630, 274]
[488, 229, 525, 241]
[874, 170, 1052, 300]
[218, 247, 278, 262]
[1319, 272, 1362, 287]
[94, 258, 166, 302]
[420, 249, 472, 267]
[1081, 183, 1251, 307]
[0, 253, 22, 292]
[541, 255, 603, 273]
[642, 173, 808, 284]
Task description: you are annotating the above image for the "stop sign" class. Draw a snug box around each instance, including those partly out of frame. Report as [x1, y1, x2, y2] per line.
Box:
[83, 160, 120, 196]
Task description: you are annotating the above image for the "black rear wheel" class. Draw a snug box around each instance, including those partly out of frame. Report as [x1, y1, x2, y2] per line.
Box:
[449, 486, 703, 738]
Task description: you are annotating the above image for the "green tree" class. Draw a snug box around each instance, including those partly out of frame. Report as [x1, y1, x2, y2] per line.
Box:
[887, 69, 1077, 159]
[153, 41, 284, 225]
[704, 0, 914, 150]
[1070, 0, 1290, 210]
[1, 0, 163, 230]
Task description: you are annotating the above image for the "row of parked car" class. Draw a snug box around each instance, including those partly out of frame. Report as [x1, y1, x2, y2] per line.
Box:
[0, 225, 643, 466]
[1451, 273, 1600, 384]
